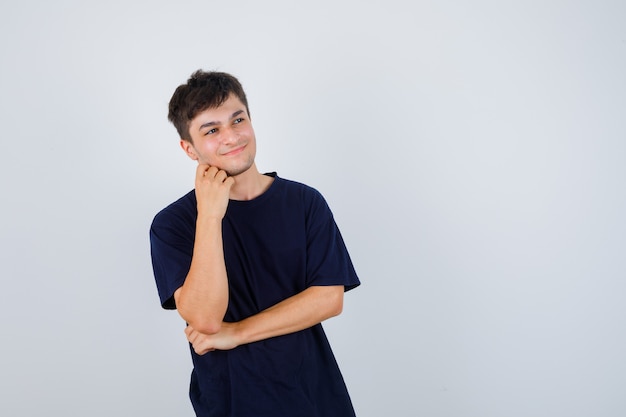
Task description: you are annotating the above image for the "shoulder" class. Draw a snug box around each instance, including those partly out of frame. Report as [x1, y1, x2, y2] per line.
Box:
[273, 176, 333, 221]
[151, 190, 196, 230]
[273, 175, 326, 203]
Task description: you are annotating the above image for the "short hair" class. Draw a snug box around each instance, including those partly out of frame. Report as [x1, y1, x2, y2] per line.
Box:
[167, 70, 250, 142]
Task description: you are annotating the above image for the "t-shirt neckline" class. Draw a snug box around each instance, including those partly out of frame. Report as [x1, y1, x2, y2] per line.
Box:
[227, 172, 279, 208]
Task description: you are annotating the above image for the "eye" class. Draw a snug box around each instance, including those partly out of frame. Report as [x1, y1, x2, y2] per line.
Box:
[205, 128, 217, 135]
[233, 118, 244, 124]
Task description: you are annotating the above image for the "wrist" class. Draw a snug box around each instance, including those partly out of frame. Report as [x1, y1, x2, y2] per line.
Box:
[233, 321, 248, 346]
[196, 211, 224, 224]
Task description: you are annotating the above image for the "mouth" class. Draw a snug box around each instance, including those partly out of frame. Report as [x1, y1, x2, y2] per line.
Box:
[221, 144, 246, 157]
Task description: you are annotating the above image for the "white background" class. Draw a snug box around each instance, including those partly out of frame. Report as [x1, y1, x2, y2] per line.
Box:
[1, 1, 625, 416]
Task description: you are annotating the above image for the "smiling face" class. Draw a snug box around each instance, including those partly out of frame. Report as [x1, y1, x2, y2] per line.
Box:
[180, 94, 257, 177]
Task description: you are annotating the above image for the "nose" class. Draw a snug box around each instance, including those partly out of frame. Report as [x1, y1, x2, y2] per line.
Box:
[221, 126, 237, 145]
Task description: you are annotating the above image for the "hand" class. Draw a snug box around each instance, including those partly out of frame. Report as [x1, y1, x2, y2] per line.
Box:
[195, 164, 235, 219]
[185, 323, 241, 355]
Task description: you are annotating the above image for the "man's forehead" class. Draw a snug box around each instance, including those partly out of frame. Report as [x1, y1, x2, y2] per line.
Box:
[191, 96, 246, 127]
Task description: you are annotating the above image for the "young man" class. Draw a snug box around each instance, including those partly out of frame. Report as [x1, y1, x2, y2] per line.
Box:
[150, 70, 360, 417]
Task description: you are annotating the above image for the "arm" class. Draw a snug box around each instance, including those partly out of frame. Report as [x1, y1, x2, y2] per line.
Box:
[174, 165, 234, 334]
[185, 285, 344, 354]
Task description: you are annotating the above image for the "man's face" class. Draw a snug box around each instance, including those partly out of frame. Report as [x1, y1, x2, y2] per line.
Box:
[181, 94, 256, 177]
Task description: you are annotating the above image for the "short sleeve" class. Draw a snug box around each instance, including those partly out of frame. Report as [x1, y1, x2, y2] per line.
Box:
[149, 198, 196, 309]
[304, 189, 360, 292]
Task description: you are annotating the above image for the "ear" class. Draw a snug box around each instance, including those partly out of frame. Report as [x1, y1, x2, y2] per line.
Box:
[180, 139, 199, 161]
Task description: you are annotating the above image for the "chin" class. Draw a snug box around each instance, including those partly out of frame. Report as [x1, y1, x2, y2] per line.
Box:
[225, 162, 254, 177]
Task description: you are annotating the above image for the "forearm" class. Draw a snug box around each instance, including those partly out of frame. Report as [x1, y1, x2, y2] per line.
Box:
[185, 285, 345, 355]
[235, 285, 344, 344]
[176, 215, 229, 334]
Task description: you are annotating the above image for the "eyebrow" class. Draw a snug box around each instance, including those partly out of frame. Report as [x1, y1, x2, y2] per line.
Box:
[198, 109, 245, 131]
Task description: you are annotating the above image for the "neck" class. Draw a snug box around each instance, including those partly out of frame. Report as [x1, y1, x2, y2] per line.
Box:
[228, 163, 273, 201]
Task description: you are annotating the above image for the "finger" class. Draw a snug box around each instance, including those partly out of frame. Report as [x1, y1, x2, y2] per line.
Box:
[194, 341, 215, 355]
[195, 346, 209, 355]
[196, 164, 211, 179]
[214, 169, 230, 183]
[223, 176, 235, 187]
[188, 332, 199, 344]
[203, 166, 220, 179]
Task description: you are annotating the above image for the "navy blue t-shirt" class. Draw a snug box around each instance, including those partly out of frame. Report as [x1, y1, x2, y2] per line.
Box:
[150, 174, 360, 417]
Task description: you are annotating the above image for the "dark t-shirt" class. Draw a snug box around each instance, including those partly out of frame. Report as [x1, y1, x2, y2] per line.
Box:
[150, 174, 360, 417]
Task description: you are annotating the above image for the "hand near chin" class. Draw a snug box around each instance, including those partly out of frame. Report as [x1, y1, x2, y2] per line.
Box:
[195, 164, 235, 219]
[185, 323, 240, 355]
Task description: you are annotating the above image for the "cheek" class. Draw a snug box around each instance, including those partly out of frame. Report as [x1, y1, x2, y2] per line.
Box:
[198, 141, 219, 154]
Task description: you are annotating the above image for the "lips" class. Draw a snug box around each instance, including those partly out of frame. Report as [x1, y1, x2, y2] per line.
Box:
[222, 144, 246, 156]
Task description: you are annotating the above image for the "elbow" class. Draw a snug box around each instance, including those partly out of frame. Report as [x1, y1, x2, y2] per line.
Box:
[327, 287, 344, 318]
[181, 310, 222, 334]
[177, 304, 223, 335]
[331, 298, 343, 317]
[193, 320, 222, 335]
[175, 288, 226, 334]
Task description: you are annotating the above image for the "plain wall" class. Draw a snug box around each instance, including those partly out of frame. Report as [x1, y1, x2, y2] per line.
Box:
[1, 1, 625, 416]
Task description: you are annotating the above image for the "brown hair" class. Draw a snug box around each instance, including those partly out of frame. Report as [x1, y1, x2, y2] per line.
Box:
[167, 70, 250, 142]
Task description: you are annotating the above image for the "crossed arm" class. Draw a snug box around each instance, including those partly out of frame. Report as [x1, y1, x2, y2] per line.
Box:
[179, 284, 344, 355]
